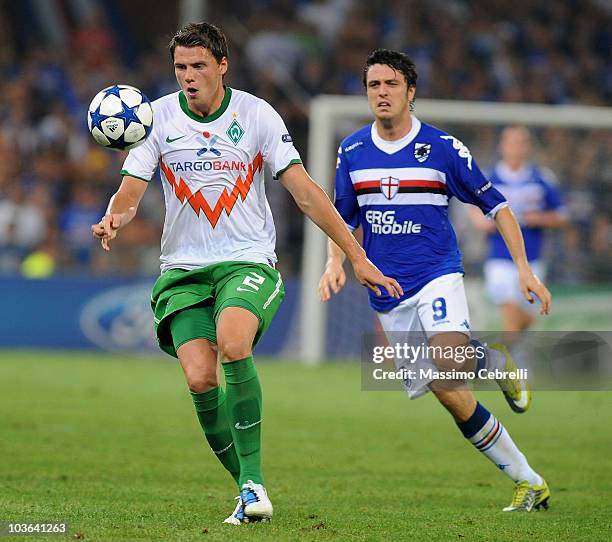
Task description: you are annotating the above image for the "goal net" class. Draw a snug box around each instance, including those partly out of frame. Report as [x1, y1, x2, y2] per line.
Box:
[294, 96, 612, 363]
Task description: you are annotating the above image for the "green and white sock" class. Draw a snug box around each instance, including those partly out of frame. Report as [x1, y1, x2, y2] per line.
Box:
[191, 386, 240, 486]
[223, 356, 264, 486]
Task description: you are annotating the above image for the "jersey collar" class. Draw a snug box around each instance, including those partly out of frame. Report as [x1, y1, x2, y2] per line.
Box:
[370, 115, 421, 154]
[178, 86, 232, 123]
[496, 161, 533, 183]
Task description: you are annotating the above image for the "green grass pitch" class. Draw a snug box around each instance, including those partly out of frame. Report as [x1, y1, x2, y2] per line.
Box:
[1, 351, 611, 541]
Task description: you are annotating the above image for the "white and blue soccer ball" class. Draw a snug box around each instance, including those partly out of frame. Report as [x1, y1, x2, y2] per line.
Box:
[87, 85, 153, 151]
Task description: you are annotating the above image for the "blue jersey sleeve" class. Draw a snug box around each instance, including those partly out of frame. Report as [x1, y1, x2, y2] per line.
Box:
[542, 177, 564, 211]
[334, 146, 360, 230]
[441, 135, 507, 216]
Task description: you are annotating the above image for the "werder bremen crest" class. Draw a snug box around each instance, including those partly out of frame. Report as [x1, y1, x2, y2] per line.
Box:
[226, 118, 245, 145]
[414, 142, 431, 163]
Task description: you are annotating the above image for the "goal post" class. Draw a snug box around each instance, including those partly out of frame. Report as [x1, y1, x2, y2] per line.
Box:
[298, 96, 612, 364]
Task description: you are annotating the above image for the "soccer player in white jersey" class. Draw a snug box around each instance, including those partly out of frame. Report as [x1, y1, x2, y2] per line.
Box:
[91, 23, 401, 525]
[319, 49, 552, 512]
[471, 126, 568, 332]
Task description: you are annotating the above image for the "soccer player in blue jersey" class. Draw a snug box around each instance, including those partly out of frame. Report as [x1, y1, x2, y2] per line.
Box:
[471, 125, 568, 332]
[319, 49, 552, 512]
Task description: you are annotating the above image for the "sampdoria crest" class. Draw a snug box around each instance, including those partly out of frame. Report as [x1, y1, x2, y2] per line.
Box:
[414, 142, 431, 163]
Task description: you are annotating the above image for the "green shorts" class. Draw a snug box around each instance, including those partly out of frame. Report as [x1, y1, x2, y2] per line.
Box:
[151, 261, 285, 357]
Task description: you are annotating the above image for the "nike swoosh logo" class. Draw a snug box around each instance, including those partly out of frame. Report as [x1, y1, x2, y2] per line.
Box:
[236, 287, 254, 292]
[166, 135, 185, 143]
[235, 420, 262, 430]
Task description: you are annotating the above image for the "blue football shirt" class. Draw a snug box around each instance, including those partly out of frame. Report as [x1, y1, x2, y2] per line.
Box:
[486, 162, 565, 261]
[335, 117, 507, 311]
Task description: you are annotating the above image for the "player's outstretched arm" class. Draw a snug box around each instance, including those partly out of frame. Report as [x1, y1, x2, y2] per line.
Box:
[280, 164, 403, 299]
[494, 206, 552, 315]
[91, 176, 148, 252]
[319, 238, 347, 301]
[522, 209, 569, 229]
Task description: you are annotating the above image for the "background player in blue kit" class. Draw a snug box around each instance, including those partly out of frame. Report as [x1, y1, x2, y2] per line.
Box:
[471, 126, 569, 332]
[319, 49, 552, 512]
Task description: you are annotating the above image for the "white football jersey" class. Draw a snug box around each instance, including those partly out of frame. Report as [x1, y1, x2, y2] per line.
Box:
[121, 87, 301, 272]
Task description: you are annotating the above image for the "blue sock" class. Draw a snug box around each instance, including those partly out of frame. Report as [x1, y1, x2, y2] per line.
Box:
[457, 401, 490, 439]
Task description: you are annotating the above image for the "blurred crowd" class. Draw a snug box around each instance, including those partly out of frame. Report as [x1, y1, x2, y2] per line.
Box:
[0, 0, 610, 282]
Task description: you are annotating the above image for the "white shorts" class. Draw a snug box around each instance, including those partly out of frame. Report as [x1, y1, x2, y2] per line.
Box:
[376, 272, 471, 399]
[484, 259, 545, 308]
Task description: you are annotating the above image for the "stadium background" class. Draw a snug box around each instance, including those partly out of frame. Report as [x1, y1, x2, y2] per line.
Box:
[0, 1, 611, 540]
[0, 0, 610, 354]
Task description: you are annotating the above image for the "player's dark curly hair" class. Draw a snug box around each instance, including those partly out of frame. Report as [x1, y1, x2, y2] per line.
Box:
[169, 22, 228, 63]
[362, 49, 418, 89]
[363, 49, 418, 111]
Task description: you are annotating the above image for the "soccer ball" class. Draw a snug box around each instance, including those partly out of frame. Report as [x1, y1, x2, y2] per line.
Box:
[87, 85, 153, 151]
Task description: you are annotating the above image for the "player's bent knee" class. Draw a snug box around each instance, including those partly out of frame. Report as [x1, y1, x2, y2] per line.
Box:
[186, 371, 219, 393]
[429, 332, 471, 372]
[217, 339, 252, 362]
